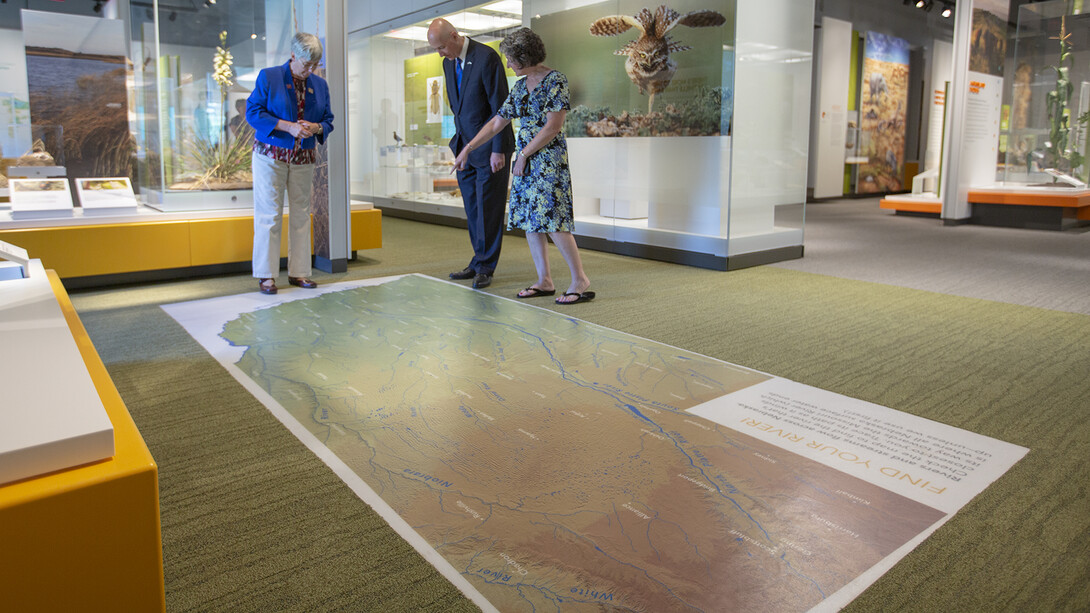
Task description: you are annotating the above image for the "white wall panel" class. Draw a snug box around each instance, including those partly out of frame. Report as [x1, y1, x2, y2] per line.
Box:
[811, 16, 852, 199]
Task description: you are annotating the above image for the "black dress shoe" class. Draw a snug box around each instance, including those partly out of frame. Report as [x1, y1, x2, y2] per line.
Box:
[472, 273, 492, 289]
[449, 267, 475, 280]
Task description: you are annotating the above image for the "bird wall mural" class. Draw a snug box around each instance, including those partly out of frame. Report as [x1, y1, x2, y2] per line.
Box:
[590, 5, 726, 113]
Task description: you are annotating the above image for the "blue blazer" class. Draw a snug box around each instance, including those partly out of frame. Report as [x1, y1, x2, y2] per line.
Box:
[443, 39, 515, 166]
[246, 61, 334, 150]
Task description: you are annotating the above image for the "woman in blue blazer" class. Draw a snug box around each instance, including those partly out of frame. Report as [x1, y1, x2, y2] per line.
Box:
[246, 32, 334, 294]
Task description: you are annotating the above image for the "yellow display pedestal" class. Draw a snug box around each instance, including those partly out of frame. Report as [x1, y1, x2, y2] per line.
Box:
[0, 271, 165, 612]
[0, 208, 382, 282]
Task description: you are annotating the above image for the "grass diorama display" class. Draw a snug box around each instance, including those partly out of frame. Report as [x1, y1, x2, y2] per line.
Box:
[24, 51, 133, 179]
[170, 31, 252, 191]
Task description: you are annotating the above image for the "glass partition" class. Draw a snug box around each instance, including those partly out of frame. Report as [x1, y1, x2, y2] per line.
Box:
[1003, 0, 1090, 187]
[130, 0, 266, 212]
[349, 1, 518, 222]
[349, 0, 798, 269]
[349, 0, 814, 269]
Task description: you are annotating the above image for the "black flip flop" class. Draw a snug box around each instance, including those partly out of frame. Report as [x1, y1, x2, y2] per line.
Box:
[517, 286, 556, 298]
[555, 291, 595, 305]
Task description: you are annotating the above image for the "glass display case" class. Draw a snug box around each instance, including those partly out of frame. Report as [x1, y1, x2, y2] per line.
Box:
[130, 1, 268, 212]
[1003, 0, 1090, 187]
[349, 0, 811, 269]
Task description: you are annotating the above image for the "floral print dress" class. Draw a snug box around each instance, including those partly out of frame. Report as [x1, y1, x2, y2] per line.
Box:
[498, 70, 573, 233]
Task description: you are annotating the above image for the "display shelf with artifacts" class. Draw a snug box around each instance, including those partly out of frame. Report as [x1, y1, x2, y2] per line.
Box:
[371, 143, 465, 216]
[985, 3, 1090, 229]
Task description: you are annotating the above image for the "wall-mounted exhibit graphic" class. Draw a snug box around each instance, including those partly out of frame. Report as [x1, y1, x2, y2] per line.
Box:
[535, 1, 733, 138]
[426, 76, 445, 124]
[21, 10, 132, 180]
[167, 274, 1027, 613]
[0, 34, 32, 161]
[856, 32, 909, 194]
[970, 7, 1007, 78]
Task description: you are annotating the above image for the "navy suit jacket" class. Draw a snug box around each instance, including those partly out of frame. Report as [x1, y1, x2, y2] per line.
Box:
[246, 61, 334, 150]
[444, 39, 515, 166]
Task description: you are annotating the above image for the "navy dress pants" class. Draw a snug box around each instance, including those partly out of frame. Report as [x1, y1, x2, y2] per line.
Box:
[456, 154, 511, 275]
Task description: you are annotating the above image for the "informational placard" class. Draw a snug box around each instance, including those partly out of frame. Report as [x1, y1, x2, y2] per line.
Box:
[962, 71, 1003, 187]
[9, 177, 74, 218]
[74, 177, 138, 213]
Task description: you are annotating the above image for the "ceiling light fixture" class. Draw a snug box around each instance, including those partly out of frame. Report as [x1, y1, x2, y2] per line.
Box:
[941, 2, 953, 17]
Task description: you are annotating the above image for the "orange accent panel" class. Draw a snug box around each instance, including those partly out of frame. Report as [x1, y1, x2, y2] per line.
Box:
[880, 198, 941, 214]
[0, 271, 165, 612]
[967, 189, 1090, 208]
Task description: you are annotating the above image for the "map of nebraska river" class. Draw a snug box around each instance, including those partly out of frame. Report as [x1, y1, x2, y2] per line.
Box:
[209, 275, 945, 612]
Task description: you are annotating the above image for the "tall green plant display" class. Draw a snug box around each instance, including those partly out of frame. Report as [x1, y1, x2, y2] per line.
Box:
[1045, 16, 1086, 178]
[182, 31, 252, 188]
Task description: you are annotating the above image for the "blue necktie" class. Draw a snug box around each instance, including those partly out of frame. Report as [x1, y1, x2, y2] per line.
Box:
[455, 58, 463, 94]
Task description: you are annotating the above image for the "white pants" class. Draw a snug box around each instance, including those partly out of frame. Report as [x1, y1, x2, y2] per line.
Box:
[252, 151, 315, 279]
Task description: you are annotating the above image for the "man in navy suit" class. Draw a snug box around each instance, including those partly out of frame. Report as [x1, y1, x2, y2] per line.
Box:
[428, 18, 515, 289]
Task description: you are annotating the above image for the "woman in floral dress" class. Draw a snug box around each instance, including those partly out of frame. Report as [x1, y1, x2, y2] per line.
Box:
[452, 28, 594, 304]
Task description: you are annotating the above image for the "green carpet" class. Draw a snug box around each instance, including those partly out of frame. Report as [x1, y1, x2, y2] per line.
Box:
[70, 217, 1090, 612]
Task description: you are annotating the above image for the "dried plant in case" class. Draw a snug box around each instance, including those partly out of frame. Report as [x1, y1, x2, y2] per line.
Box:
[16, 139, 55, 166]
[175, 30, 251, 189]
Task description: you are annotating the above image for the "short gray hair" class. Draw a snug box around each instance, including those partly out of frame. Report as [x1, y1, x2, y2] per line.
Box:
[499, 28, 546, 68]
[292, 32, 323, 63]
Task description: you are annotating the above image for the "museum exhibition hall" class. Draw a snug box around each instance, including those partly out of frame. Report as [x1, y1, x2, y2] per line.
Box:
[1, 1, 1087, 612]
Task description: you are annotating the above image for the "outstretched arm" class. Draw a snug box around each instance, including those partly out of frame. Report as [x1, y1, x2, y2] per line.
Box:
[452, 114, 512, 172]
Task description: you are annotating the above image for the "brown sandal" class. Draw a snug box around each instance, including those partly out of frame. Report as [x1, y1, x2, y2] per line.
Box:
[258, 278, 278, 294]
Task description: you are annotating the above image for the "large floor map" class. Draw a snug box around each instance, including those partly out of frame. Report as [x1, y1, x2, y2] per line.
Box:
[165, 275, 1027, 612]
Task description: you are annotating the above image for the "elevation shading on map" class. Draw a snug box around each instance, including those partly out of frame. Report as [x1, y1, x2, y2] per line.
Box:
[167, 275, 1025, 612]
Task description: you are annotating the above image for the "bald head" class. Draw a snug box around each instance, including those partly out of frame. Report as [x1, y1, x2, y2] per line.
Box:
[427, 18, 464, 59]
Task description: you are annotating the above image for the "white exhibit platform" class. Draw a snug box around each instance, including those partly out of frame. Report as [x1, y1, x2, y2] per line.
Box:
[0, 258, 115, 485]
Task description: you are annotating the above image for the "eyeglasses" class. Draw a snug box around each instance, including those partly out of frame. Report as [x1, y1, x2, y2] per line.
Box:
[293, 56, 321, 71]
